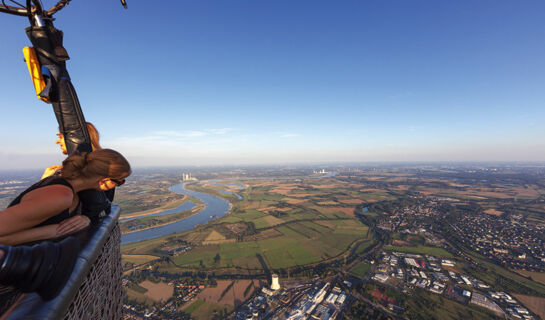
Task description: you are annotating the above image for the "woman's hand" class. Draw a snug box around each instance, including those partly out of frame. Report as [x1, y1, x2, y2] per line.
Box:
[56, 215, 91, 236]
[41, 165, 63, 179]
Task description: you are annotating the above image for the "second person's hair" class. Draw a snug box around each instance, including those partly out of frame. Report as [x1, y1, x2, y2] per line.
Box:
[86, 122, 102, 151]
[61, 149, 131, 181]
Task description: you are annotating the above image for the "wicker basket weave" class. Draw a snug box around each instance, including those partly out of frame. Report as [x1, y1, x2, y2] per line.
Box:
[2, 206, 124, 320]
[63, 223, 123, 320]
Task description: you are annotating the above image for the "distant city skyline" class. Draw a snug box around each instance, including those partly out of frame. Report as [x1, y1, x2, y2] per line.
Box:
[1, 1, 544, 168]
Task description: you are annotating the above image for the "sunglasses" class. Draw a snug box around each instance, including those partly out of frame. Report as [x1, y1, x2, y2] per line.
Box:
[110, 178, 126, 186]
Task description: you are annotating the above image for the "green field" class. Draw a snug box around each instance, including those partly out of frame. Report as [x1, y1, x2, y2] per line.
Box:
[354, 240, 376, 255]
[462, 249, 545, 297]
[122, 254, 160, 265]
[122, 236, 171, 254]
[184, 299, 205, 314]
[172, 245, 221, 267]
[248, 193, 286, 201]
[405, 289, 501, 320]
[170, 219, 370, 270]
[252, 217, 272, 228]
[185, 299, 233, 320]
[351, 262, 371, 278]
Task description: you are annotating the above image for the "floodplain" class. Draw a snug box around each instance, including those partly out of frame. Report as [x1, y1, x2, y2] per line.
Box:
[116, 165, 545, 319]
[121, 176, 375, 272]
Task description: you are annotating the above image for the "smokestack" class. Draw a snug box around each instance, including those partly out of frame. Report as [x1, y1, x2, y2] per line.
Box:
[271, 274, 280, 291]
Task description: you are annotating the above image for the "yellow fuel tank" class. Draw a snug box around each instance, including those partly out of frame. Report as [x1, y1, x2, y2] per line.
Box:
[23, 46, 49, 103]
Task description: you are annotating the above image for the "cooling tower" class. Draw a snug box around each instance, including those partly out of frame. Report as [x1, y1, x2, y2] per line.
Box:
[271, 273, 280, 291]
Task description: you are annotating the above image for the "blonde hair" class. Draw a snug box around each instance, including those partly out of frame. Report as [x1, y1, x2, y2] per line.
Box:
[86, 122, 102, 151]
[61, 149, 131, 181]
[58, 122, 101, 151]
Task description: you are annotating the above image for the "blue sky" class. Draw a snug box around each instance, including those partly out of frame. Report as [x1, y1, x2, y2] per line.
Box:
[1, 1, 544, 168]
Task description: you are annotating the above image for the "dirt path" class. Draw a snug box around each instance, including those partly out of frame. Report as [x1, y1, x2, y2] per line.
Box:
[198, 280, 259, 306]
[140, 280, 173, 302]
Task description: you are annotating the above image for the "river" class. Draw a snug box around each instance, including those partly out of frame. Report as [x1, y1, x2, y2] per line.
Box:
[120, 174, 336, 245]
[120, 183, 230, 245]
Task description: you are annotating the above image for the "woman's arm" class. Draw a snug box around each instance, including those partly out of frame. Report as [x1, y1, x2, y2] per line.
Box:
[0, 215, 90, 246]
[57, 215, 91, 236]
[0, 224, 58, 245]
[0, 185, 73, 237]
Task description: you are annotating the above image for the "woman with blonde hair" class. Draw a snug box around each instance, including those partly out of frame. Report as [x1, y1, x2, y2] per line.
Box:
[0, 149, 131, 246]
[0, 131, 126, 303]
[42, 122, 102, 179]
[43, 122, 117, 220]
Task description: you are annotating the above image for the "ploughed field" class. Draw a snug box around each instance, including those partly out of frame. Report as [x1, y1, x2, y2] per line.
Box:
[122, 178, 376, 271]
[125, 280, 173, 305]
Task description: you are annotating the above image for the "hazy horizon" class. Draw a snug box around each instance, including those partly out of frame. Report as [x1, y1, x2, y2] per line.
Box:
[1, 1, 544, 168]
[1, 151, 545, 171]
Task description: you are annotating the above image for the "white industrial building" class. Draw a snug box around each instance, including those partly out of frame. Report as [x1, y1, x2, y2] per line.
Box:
[271, 274, 281, 291]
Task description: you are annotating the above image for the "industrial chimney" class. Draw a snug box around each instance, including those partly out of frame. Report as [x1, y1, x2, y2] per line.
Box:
[271, 274, 280, 291]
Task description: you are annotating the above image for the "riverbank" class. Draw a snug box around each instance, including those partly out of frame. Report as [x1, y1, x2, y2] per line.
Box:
[184, 182, 238, 211]
[121, 205, 205, 235]
[120, 195, 189, 219]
